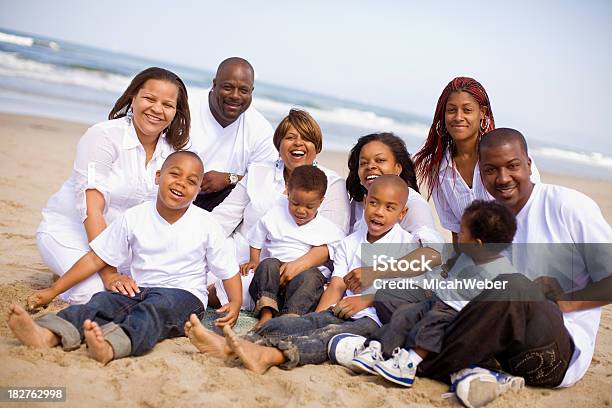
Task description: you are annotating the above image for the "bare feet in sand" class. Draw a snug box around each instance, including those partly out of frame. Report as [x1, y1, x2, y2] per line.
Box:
[7, 304, 59, 347]
[223, 325, 285, 374]
[184, 314, 234, 360]
[83, 320, 114, 364]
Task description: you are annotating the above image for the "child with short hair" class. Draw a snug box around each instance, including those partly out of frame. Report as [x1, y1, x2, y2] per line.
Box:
[336, 200, 518, 387]
[183, 175, 440, 374]
[7, 151, 242, 364]
[243, 165, 345, 326]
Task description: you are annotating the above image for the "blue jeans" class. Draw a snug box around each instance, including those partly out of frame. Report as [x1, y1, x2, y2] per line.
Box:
[249, 258, 325, 316]
[37, 287, 204, 358]
[243, 310, 379, 369]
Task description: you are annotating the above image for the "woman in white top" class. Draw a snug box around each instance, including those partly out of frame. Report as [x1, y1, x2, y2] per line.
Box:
[346, 132, 439, 243]
[212, 109, 350, 308]
[413, 77, 539, 243]
[37, 67, 191, 304]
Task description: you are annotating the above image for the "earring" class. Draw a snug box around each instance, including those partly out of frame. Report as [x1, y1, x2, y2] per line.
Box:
[275, 157, 282, 169]
[479, 117, 490, 135]
[126, 106, 134, 125]
[312, 159, 318, 167]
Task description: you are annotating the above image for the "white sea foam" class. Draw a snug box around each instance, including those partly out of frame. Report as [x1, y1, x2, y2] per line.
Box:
[531, 147, 612, 170]
[0, 32, 33, 47]
[0, 52, 129, 92]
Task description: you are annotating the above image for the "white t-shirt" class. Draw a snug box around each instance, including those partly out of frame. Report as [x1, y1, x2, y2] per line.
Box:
[213, 161, 350, 263]
[247, 201, 345, 278]
[187, 89, 277, 175]
[510, 183, 612, 387]
[433, 152, 541, 233]
[38, 118, 173, 252]
[90, 201, 238, 307]
[331, 223, 424, 326]
[351, 187, 444, 246]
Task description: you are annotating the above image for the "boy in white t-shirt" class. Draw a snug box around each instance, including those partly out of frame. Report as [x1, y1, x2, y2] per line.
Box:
[8, 151, 242, 364]
[242, 165, 345, 326]
[183, 175, 440, 373]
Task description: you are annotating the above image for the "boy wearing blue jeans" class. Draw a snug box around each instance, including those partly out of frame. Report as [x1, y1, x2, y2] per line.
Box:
[8, 151, 242, 364]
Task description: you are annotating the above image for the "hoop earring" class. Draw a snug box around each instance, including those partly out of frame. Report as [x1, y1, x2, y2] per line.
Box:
[126, 106, 134, 125]
[479, 117, 490, 135]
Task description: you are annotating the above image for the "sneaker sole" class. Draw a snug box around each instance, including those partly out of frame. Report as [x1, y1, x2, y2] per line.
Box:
[373, 364, 414, 387]
[457, 378, 509, 408]
[351, 358, 377, 375]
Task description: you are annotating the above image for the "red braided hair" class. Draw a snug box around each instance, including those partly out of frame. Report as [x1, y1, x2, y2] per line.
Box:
[413, 77, 495, 198]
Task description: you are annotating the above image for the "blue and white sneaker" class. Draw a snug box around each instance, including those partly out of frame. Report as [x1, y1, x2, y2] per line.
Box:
[328, 333, 366, 368]
[350, 340, 383, 374]
[449, 366, 525, 408]
[373, 348, 416, 387]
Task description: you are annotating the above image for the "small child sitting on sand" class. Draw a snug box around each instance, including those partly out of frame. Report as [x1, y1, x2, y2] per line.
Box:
[242, 165, 344, 326]
[8, 151, 241, 364]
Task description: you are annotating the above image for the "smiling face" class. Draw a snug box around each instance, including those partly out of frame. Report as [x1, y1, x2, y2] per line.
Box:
[287, 187, 323, 226]
[363, 181, 408, 242]
[209, 63, 254, 127]
[480, 142, 533, 215]
[155, 153, 204, 220]
[444, 91, 486, 144]
[358, 140, 403, 192]
[279, 125, 317, 173]
[131, 79, 179, 142]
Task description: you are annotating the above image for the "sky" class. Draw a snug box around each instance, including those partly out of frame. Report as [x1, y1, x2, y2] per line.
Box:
[1, 0, 611, 153]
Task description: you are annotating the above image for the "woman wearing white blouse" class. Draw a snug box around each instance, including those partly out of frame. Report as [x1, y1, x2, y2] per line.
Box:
[413, 77, 539, 243]
[36, 67, 191, 304]
[346, 133, 440, 243]
[212, 109, 350, 309]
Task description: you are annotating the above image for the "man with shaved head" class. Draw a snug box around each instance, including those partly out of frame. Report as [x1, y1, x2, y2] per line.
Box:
[189, 57, 276, 210]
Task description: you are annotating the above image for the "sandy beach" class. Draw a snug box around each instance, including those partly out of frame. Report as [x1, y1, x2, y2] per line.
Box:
[1, 112, 611, 408]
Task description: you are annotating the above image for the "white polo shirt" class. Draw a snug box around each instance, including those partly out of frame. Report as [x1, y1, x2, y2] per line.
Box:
[247, 201, 345, 278]
[331, 223, 424, 326]
[187, 88, 277, 175]
[90, 201, 238, 307]
[510, 183, 612, 387]
[433, 152, 541, 233]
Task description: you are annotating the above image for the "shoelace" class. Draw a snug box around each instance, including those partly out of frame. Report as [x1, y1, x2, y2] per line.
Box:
[390, 348, 413, 369]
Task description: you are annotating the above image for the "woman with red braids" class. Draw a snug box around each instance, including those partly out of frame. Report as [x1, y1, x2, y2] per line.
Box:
[413, 77, 539, 243]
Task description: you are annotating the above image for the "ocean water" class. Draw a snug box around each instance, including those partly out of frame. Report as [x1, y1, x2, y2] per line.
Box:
[1, 28, 611, 181]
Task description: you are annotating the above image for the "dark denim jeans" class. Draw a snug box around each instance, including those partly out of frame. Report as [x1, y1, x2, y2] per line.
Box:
[41, 287, 204, 358]
[249, 258, 325, 317]
[243, 310, 379, 369]
[376, 274, 574, 387]
[366, 297, 457, 358]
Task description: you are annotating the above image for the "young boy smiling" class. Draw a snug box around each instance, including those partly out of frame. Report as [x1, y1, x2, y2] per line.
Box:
[8, 151, 242, 364]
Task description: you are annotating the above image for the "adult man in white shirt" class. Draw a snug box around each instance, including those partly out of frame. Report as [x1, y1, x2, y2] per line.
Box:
[189, 57, 277, 210]
[416, 129, 612, 393]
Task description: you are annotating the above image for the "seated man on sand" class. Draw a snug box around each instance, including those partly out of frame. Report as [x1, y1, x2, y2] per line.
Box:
[8, 151, 241, 364]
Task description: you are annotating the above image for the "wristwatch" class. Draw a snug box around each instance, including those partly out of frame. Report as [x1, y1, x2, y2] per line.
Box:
[228, 173, 239, 186]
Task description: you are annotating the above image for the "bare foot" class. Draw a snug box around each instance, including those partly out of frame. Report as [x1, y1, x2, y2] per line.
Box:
[83, 320, 114, 364]
[184, 314, 234, 359]
[7, 304, 58, 347]
[223, 325, 284, 374]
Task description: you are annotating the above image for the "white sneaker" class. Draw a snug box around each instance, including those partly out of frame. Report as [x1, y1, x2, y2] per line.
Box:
[327, 333, 366, 368]
[350, 340, 383, 374]
[450, 366, 525, 408]
[373, 348, 416, 387]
